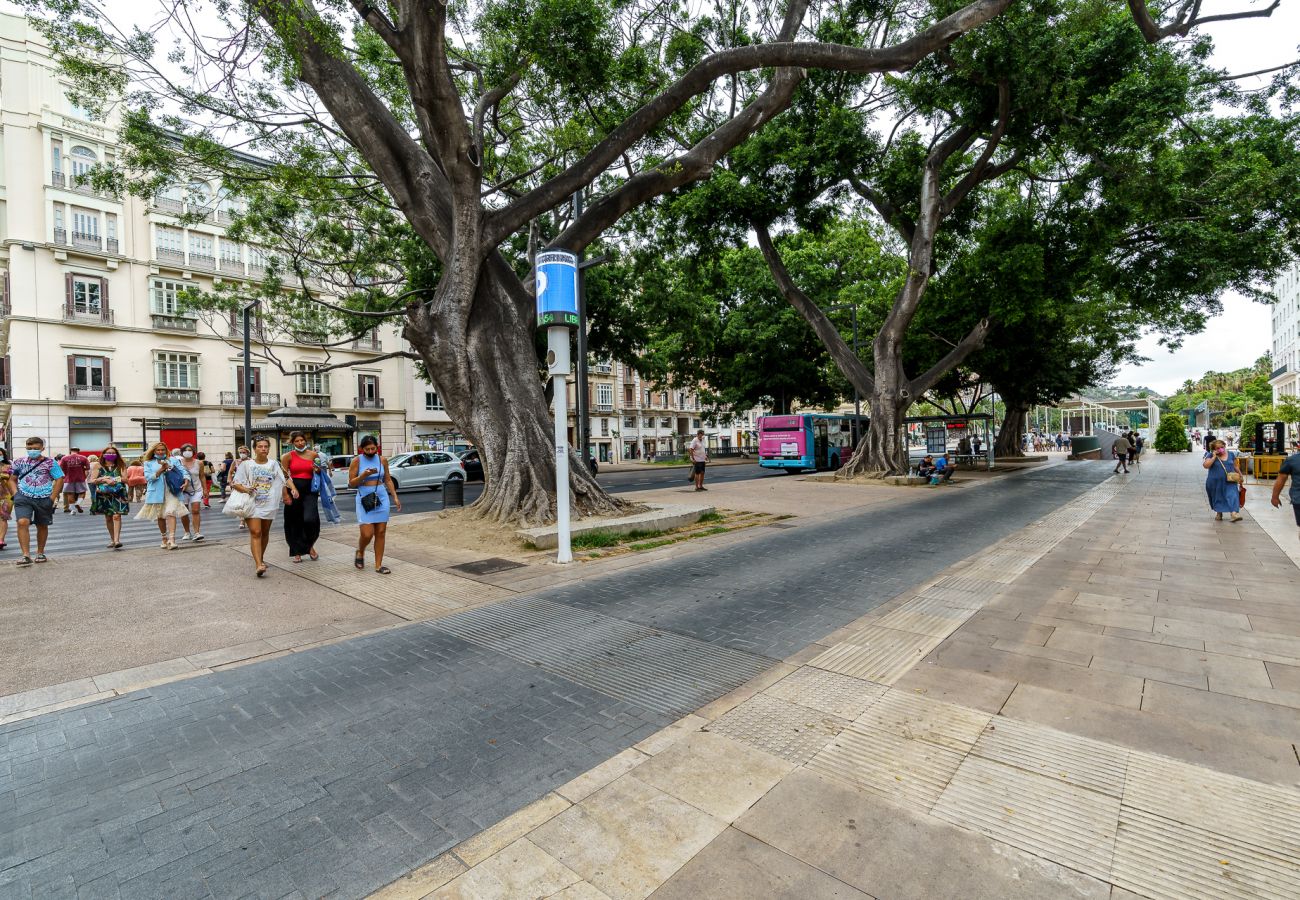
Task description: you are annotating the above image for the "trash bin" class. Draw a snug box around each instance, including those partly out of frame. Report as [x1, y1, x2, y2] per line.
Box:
[443, 477, 464, 508]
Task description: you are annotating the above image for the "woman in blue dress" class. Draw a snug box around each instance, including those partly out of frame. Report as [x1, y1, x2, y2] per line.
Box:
[1202, 438, 1243, 522]
[347, 434, 401, 573]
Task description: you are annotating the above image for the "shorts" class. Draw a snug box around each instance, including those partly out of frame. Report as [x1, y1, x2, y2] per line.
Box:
[693, 461, 707, 474]
[63, 481, 87, 495]
[1293, 503, 1300, 527]
[14, 494, 54, 526]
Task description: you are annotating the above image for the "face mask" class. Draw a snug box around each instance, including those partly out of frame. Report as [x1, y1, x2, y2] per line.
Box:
[239, 452, 249, 459]
[155, 452, 166, 460]
[103, 454, 117, 463]
[26, 449, 41, 459]
[182, 450, 194, 459]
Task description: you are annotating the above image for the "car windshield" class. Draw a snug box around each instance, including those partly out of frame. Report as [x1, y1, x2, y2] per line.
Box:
[389, 454, 414, 467]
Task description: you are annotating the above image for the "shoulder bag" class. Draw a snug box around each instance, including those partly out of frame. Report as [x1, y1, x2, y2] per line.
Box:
[224, 490, 254, 519]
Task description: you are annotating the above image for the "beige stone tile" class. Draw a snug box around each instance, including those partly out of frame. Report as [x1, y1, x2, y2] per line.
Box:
[454, 792, 571, 867]
[1015, 615, 1107, 635]
[0, 690, 117, 725]
[1265, 660, 1300, 693]
[648, 827, 871, 900]
[1140, 679, 1300, 743]
[1246, 614, 1300, 638]
[989, 639, 1092, 667]
[91, 657, 201, 693]
[735, 770, 1109, 900]
[432, 838, 583, 899]
[1046, 630, 1271, 689]
[0, 677, 98, 716]
[930, 638, 1145, 709]
[634, 714, 708, 756]
[891, 662, 1017, 714]
[632, 732, 794, 822]
[555, 748, 649, 804]
[264, 624, 352, 650]
[1019, 603, 1157, 633]
[530, 775, 726, 900]
[185, 639, 280, 669]
[549, 883, 612, 899]
[369, 852, 465, 899]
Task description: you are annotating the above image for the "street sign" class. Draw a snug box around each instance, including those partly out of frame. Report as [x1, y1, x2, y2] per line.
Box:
[536, 250, 579, 328]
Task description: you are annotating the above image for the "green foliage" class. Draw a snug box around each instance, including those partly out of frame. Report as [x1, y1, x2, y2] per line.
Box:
[1239, 413, 1262, 448]
[1161, 356, 1274, 427]
[1154, 412, 1191, 452]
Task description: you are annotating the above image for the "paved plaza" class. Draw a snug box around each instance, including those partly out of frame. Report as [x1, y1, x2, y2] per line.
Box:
[1, 453, 1298, 899]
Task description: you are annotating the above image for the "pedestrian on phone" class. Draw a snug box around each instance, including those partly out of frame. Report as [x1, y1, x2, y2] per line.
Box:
[1202, 439, 1242, 522]
[231, 435, 288, 577]
[280, 431, 321, 563]
[90, 444, 129, 549]
[348, 434, 400, 574]
[11, 436, 63, 566]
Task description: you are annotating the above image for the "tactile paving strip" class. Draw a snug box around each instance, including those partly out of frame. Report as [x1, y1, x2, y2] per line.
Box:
[430, 597, 773, 718]
[1111, 806, 1300, 900]
[706, 694, 848, 764]
[855, 691, 990, 752]
[807, 626, 943, 684]
[764, 667, 887, 719]
[871, 605, 975, 638]
[807, 721, 966, 811]
[932, 756, 1120, 880]
[971, 716, 1129, 799]
[1122, 752, 1300, 857]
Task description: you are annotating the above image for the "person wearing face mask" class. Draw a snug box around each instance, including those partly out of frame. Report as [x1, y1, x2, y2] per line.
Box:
[279, 431, 321, 562]
[11, 436, 64, 566]
[231, 435, 288, 577]
[347, 434, 400, 574]
[125, 456, 147, 503]
[90, 444, 129, 549]
[231, 446, 251, 530]
[136, 442, 187, 549]
[218, 451, 236, 499]
[174, 443, 204, 542]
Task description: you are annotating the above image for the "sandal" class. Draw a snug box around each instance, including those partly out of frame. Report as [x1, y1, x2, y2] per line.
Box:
[34, 554, 47, 563]
[16, 556, 31, 567]
[354, 553, 365, 570]
[308, 549, 319, 561]
[375, 565, 392, 575]
[292, 556, 303, 564]
[256, 565, 268, 578]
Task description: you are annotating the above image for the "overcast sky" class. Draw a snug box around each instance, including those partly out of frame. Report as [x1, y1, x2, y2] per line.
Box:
[7, 0, 1295, 395]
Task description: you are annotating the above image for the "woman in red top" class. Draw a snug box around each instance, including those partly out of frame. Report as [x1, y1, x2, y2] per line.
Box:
[279, 431, 321, 562]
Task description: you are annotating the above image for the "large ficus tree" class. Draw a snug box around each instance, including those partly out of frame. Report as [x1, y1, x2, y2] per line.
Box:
[23, 0, 1021, 524]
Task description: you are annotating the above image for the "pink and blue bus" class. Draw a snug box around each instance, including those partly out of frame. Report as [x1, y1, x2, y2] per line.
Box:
[758, 414, 868, 472]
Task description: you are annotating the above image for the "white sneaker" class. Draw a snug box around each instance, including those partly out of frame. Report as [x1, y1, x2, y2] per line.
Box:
[181, 533, 192, 542]
[193, 533, 205, 542]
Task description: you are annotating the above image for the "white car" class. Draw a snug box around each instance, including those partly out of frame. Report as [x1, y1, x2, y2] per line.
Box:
[330, 451, 466, 491]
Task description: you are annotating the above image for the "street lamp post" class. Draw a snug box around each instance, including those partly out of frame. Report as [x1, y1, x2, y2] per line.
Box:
[242, 300, 259, 447]
[828, 303, 861, 444]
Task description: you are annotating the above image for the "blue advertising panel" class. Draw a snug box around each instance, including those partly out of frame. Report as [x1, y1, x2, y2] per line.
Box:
[536, 250, 579, 328]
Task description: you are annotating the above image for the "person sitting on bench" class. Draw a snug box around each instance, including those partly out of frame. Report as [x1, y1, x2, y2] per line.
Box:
[933, 454, 956, 483]
[917, 456, 937, 478]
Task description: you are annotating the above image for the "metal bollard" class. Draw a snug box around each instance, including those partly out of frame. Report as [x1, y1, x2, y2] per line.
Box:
[442, 477, 464, 508]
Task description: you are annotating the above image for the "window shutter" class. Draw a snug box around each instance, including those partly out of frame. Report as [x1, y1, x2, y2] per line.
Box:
[357, 373, 364, 403]
[65, 273, 74, 315]
[3, 270, 9, 309]
[101, 356, 111, 388]
[251, 367, 261, 393]
[67, 355, 76, 386]
[236, 365, 245, 397]
[100, 277, 109, 320]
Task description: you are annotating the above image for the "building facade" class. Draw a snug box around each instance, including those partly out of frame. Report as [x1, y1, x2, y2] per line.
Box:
[1270, 263, 1300, 406]
[0, 14, 407, 458]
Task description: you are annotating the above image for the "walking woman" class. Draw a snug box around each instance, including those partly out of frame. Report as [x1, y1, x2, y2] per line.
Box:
[231, 435, 288, 577]
[178, 442, 205, 542]
[0, 460, 11, 551]
[136, 441, 187, 549]
[218, 451, 235, 498]
[280, 431, 321, 562]
[91, 444, 129, 549]
[1203, 438, 1243, 523]
[348, 434, 400, 574]
[125, 456, 146, 503]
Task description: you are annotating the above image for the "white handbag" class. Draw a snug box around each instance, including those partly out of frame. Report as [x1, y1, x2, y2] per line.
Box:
[223, 490, 254, 519]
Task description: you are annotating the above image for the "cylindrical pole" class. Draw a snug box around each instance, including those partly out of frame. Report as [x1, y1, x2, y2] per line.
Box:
[549, 326, 573, 564]
[573, 191, 590, 470]
[852, 307, 861, 443]
[242, 303, 253, 447]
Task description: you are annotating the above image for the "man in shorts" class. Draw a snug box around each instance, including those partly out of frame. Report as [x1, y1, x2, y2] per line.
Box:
[59, 446, 89, 513]
[10, 436, 64, 567]
[689, 429, 709, 491]
[1271, 447, 1300, 545]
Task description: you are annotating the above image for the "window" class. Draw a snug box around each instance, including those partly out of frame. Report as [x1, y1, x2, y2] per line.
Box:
[296, 363, 330, 395]
[643, 390, 651, 406]
[51, 142, 62, 175]
[660, 392, 669, 407]
[358, 375, 379, 401]
[154, 352, 199, 388]
[642, 417, 654, 428]
[220, 240, 242, 263]
[186, 180, 212, 210]
[156, 226, 183, 254]
[425, 391, 444, 411]
[660, 417, 671, 428]
[106, 215, 117, 242]
[72, 355, 105, 387]
[150, 278, 194, 317]
[623, 385, 634, 405]
[71, 277, 101, 315]
[596, 383, 613, 408]
[600, 418, 610, 436]
[692, 418, 701, 429]
[189, 232, 214, 260]
[53, 206, 65, 231]
[72, 208, 99, 237]
[623, 416, 636, 428]
[69, 145, 96, 181]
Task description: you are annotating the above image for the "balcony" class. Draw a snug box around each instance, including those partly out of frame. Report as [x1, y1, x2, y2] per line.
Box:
[219, 258, 245, 275]
[188, 252, 215, 270]
[594, 401, 614, 412]
[292, 331, 332, 346]
[229, 321, 266, 340]
[65, 384, 115, 402]
[70, 177, 99, 198]
[220, 391, 281, 408]
[1271, 364, 1289, 381]
[106, 238, 119, 255]
[248, 263, 266, 278]
[71, 231, 102, 251]
[351, 335, 383, 351]
[63, 307, 114, 325]
[156, 246, 185, 263]
[53, 227, 67, 245]
[152, 313, 197, 332]
[0, 385, 10, 400]
[296, 394, 331, 408]
[354, 397, 385, 410]
[0, 296, 9, 317]
[592, 362, 613, 374]
[152, 197, 184, 214]
[156, 387, 200, 405]
[50, 170, 65, 188]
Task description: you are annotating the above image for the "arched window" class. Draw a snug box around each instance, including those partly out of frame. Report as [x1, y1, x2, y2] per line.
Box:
[69, 146, 96, 179]
[187, 180, 212, 210]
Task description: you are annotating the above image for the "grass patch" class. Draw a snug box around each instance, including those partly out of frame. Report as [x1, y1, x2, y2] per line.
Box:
[696, 511, 724, 524]
[572, 527, 666, 549]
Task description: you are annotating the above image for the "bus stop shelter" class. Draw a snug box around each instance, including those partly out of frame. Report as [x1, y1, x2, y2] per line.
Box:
[903, 413, 995, 470]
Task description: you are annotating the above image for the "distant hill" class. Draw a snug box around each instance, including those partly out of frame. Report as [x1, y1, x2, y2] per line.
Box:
[1080, 385, 1164, 401]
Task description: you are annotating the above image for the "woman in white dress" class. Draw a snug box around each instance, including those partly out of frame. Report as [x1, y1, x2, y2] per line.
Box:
[231, 435, 289, 577]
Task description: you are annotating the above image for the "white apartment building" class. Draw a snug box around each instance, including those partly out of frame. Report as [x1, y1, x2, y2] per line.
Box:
[1270, 262, 1300, 405]
[0, 13, 409, 457]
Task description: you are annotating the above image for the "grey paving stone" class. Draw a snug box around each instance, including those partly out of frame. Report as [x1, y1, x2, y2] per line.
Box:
[0, 462, 1114, 899]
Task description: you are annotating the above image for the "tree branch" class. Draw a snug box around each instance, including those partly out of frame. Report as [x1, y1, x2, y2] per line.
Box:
[753, 221, 875, 396]
[1126, 0, 1279, 42]
[940, 79, 1011, 215]
[848, 174, 916, 244]
[908, 319, 990, 398]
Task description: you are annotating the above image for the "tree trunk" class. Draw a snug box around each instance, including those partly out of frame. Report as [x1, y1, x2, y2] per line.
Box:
[995, 399, 1030, 458]
[406, 264, 624, 527]
[842, 355, 910, 477]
